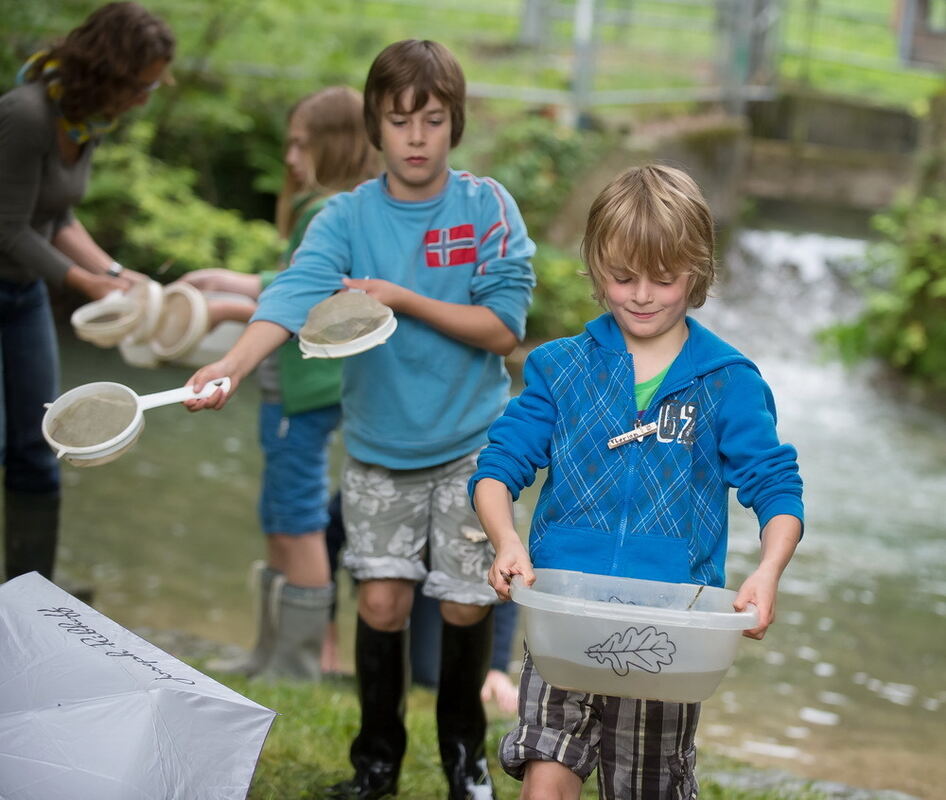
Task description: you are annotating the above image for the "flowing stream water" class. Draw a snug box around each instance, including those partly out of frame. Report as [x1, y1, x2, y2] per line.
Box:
[683, 228, 946, 798]
[18, 223, 945, 799]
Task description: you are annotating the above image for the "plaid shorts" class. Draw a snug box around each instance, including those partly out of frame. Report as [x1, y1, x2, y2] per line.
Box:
[500, 649, 700, 799]
[340, 450, 497, 606]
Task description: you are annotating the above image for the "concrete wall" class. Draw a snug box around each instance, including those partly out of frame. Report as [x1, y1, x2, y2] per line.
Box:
[552, 89, 928, 247]
[740, 139, 912, 210]
[746, 91, 919, 154]
[741, 90, 922, 209]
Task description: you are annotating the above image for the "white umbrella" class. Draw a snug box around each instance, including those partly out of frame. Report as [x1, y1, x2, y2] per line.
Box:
[0, 572, 276, 799]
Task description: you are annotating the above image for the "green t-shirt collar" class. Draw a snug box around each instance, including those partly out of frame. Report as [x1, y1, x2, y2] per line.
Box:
[634, 363, 671, 412]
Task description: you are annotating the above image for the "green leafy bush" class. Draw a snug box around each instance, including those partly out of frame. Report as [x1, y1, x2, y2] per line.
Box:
[479, 116, 608, 339]
[527, 244, 600, 340]
[485, 116, 607, 237]
[81, 121, 281, 280]
[822, 190, 946, 388]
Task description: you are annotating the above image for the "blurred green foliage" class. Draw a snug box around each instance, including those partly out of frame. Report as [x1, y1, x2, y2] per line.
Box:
[527, 245, 600, 340]
[822, 189, 946, 390]
[81, 122, 281, 280]
[479, 117, 610, 338]
[486, 116, 608, 236]
[6, 0, 945, 345]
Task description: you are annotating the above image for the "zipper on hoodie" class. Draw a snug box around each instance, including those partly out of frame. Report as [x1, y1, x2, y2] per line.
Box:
[610, 350, 637, 571]
[610, 376, 696, 576]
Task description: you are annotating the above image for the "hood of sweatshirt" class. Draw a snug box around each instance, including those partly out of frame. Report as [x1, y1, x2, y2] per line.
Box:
[583, 312, 758, 392]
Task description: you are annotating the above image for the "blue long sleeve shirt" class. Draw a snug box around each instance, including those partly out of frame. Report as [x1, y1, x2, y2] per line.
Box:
[470, 313, 803, 587]
[253, 170, 536, 469]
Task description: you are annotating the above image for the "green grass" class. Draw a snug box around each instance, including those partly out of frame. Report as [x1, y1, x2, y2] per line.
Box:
[779, 0, 945, 109]
[201, 672, 829, 800]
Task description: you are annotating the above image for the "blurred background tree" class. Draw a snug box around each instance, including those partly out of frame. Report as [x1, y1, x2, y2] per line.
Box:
[823, 89, 946, 391]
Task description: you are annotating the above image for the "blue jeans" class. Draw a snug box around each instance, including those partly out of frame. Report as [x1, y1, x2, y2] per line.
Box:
[257, 401, 341, 535]
[0, 279, 60, 494]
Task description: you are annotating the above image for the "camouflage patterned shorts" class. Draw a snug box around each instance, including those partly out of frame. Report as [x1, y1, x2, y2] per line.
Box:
[340, 450, 497, 606]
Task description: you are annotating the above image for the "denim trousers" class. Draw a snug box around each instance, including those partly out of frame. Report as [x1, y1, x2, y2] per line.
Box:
[0, 278, 60, 494]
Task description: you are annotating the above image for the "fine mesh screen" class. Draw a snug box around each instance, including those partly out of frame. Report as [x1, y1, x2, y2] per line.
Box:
[299, 291, 390, 345]
[48, 388, 137, 447]
[153, 292, 192, 348]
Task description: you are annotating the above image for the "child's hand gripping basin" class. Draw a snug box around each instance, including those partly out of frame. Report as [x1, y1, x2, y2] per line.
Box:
[511, 569, 758, 703]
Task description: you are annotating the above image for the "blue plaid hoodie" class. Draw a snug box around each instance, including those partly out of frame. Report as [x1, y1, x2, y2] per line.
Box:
[470, 313, 803, 588]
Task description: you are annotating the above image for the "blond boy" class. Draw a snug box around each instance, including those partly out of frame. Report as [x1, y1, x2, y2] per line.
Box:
[470, 165, 803, 799]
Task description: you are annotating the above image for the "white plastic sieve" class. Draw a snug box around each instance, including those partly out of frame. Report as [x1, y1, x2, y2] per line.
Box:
[124, 278, 165, 344]
[42, 377, 230, 467]
[71, 291, 143, 348]
[298, 291, 397, 359]
[150, 282, 209, 361]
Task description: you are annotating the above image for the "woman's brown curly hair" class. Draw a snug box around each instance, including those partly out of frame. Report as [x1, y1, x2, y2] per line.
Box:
[37, 2, 175, 121]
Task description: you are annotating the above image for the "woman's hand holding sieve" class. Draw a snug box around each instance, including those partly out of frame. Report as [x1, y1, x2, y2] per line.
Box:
[115, 266, 149, 284]
[65, 267, 132, 301]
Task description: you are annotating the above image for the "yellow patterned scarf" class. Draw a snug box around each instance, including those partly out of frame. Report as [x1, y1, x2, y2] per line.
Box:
[16, 51, 117, 144]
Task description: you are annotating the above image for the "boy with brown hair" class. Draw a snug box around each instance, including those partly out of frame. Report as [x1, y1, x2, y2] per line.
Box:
[470, 165, 803, 799]
[187, 39, 535, 800]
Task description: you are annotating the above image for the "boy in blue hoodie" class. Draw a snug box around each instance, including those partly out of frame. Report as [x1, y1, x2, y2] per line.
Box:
[187, 40, 535, 800]
[470, 165, 803, 799]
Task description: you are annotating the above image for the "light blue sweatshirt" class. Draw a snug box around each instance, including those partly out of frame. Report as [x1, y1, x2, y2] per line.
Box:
[253, 170, 536, 469]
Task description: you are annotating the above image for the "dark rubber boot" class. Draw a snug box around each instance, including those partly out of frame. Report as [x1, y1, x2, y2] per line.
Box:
[326, 617, 408, 799]
[4, 489, 59, 581]
[437, 610, 496, 800]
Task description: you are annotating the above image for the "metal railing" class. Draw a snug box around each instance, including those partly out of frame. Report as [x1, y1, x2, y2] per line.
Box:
[212, 0, 944, 121]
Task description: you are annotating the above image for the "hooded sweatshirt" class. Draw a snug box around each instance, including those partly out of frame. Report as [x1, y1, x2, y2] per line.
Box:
[470, 313, 803, 587]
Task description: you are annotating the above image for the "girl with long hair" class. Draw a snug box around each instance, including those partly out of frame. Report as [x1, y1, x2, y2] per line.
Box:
[182, 86, 376, 680]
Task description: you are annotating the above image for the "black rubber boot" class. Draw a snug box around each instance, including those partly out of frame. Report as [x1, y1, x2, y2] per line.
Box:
[4, 489, 59, 581]
[326, 617, 408, 799]
[437, 610, 496, 800]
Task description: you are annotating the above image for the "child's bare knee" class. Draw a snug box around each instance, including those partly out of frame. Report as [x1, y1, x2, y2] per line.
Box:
[521, 760, 582, 800]
[357, 579, 413, 631]
[440, 600, 490, 627]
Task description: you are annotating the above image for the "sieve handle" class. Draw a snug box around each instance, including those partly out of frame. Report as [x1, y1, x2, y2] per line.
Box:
[138, 377, 231, 411]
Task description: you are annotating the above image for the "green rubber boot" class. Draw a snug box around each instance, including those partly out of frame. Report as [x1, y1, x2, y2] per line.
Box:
[258, 581, 334, 681]
[207, 562, 282, 677]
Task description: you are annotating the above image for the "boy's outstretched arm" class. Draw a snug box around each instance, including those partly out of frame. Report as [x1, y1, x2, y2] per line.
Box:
[734, 514, 802, 640]
[473, 477, 535, 601]
[341, 277, 517, 355]
[184, 320, 291, 411]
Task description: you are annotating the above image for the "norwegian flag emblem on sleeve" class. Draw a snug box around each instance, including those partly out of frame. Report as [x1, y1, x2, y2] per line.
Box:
[424, 224, 477, 267]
